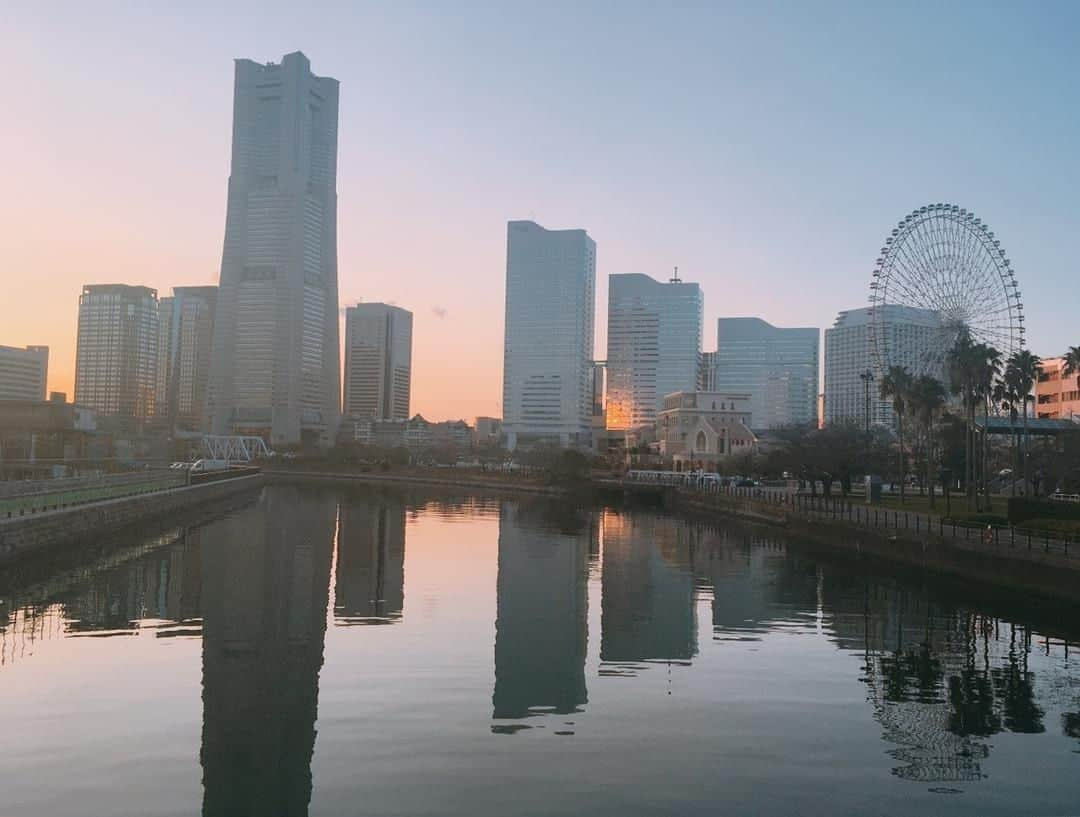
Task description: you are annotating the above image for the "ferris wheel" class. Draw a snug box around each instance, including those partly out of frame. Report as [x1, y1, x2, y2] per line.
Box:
[868, 203, 1025, 379]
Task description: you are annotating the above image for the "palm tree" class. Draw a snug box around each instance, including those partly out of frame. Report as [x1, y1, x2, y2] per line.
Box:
[948, 330, 980, 511]
[1004, 350, 1042, 495]
[993, 376, 1021, 496]
[880, 365, 913, 504]
[975, 344, 1002, 511]
[1064, 346, 1080, 393]
[909, 375, 947, 510]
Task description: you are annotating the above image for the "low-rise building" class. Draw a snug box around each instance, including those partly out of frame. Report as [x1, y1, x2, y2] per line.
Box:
[474, 416, 502, 447]
[657, 391, 756, 470]
[1036, 358, 1080, 421]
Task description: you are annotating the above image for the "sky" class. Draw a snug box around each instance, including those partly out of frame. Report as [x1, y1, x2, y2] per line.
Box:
[2, 1, 1078, 421]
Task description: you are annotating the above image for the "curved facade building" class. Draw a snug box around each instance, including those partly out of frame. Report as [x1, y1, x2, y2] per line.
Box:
[606, 273, 702, 431]
[207, 52, 341, 446]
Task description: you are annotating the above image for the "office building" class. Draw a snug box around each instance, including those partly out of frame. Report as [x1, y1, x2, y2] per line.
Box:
[605, 273, 703, 431]
[0, 345, 48, 401]
[1036, 358, 1080, 421]
[156, 286, 217, 430]
[343, 303, 412, 421]
[656, 391, 756, 469]
[207, 51, 341, 446]
[823, 305, 941, 427]
[75, 284, 159, 420]
[709, 317, 818, 430]
[502, 220, 596, 449]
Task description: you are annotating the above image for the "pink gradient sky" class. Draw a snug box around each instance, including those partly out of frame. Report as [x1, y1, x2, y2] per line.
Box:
[3, 4, 1077, 422]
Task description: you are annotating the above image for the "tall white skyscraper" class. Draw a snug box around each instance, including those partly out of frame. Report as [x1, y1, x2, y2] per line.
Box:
[207, 51, 341, 446]
[709, 317, 819, 430]
[75, 284, 159, 420]
[605, 273, 702, 431]
[824, 305, 941, 427]
[502, 221, 596, 449]
[343, 303, 413, 421]
[0, 345, 48, 401]
[156, 286, 217, 431]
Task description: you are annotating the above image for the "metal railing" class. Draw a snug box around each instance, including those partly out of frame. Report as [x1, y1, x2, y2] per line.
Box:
[625, 473, 1076, 560]
[0, 471, 188, 519]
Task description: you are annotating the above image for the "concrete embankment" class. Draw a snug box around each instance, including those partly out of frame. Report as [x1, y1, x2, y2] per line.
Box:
[0, 473, 265, 563]
[673, 490, 1080, 604]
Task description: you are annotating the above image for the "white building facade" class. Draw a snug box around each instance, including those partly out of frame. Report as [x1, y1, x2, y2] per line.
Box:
[343, 303, 413, 421]
[710, 317, 819, 430]
[605, 273, 702, 431]
[75, 285, 159, 420]
[502, 221, 596, 449]
[824, 305, 941, 427]
[0, 345, 48, 402]
[207, 51, 341, 446]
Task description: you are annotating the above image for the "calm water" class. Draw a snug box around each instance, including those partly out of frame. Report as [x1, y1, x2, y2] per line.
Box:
[1, 484, 1078, 817]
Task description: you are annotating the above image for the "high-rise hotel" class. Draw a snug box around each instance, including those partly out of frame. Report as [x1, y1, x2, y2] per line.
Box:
[605, 273, 702, 431]
[206, 52, 341, 446]
[823, 304, 941, 427]
[502, 221, 596, 449]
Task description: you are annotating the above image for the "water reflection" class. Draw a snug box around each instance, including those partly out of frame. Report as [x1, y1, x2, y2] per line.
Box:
[335, 496, 406, 625]
[199, 486, 335, 817]
[600, 510, 697, 673]
[492, 501, 590, 722]
[1, 485, 1079, 814]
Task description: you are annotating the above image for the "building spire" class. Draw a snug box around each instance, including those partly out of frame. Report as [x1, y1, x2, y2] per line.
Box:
[670, 265, 681, 283]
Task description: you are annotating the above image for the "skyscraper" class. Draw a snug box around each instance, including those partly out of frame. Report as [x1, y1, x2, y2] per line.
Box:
[709, 317, 819, 430]
[605, 273, 703, 430]
[206, 52, 341, 446]
[0, 345, 48, 401]
[343, 303, 413, 421]
[823, 305, 941, 427]
[75, 284, 159, 420]
[502, 220, 596, 449]
[156, 286, 217, 430]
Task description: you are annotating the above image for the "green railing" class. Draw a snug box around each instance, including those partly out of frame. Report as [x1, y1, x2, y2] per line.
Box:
[0, 473, 187, 519]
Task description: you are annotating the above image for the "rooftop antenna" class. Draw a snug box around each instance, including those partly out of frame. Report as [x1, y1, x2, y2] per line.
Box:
[670, 265, 681, 284]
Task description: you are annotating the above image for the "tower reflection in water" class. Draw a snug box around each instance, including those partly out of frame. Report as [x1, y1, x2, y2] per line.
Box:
[599, 510, 697, 674]
[199, 486, 336, 817]
[492, 501, 590, 723]
[334, 494, 406, 625]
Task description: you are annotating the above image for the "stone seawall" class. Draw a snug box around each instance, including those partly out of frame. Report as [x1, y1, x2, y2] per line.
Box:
[0, 474, 265, 563]
[674, 492, 1080, 604]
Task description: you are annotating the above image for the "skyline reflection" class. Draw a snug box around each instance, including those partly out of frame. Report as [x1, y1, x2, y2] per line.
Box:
[1, 485, 1079, 814]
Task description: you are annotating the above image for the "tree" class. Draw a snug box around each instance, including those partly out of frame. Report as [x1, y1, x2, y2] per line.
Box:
[993, 376, 1021, 496]
[975, 345, 1002, 510]
[1063, 346, 1080, 392]
[879, 366, 913, 504]
[1004, 350, 1042, 494]
[948, 330, 985, 511]
[908, 375, 947, 509]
